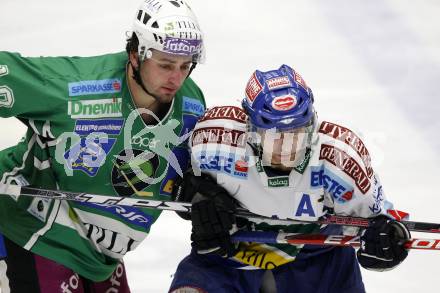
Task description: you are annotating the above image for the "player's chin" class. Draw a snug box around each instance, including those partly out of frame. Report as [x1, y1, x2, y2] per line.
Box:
[160, 86, 178, 95]
[155, 92, 175, 104]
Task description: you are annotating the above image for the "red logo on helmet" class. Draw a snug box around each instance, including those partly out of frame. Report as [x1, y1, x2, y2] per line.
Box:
[294, 72, 308, 90]
[267, 76, 291, 90]
[113, 80, 121, 91]
[272, 95, 297, 111]
[245, 73, 263, 104]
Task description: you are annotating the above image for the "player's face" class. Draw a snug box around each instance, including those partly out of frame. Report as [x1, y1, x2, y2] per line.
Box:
[139, 50, 193, 103]
[259, 127, 307, 171]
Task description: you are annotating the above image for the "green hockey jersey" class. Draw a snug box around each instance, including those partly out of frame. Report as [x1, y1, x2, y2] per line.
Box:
[0, 51, 205, 281]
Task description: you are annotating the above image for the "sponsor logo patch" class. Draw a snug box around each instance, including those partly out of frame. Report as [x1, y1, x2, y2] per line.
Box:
[245, 73, 263, 104]
[268, 177, 289, 187]
[183, 96, 205, 116]
[271, 95, 297, 111]
[294, 72, 308, 90]
[198, 153, 248, 178]
[234, 160, 248, 173]
[199, 106, 247, 123]
[75, 202, 154, 228]
[68, 79, 122, 96]
[162, 179, 174, 194]
[64, 137, 117, 177]
[192, 127, 246, 148]
[293, 148, 311, 174]
[74, 119, 124, 136]
[68, 98, 123, 119]
[256, 160, 264, 173]
[27, 198, 51, 222]
[163, 37, 202, 55]
[233, 242, 297, 269]
[319, 144, 371, 194]
[266, 76, 291, 90]
[310, 166, 354, 203]
[319, 121, 373, 178]
[82, 220, 140, 256]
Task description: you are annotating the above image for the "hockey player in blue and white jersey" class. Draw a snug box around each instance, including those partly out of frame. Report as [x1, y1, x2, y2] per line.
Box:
[169, 65, 411, 293]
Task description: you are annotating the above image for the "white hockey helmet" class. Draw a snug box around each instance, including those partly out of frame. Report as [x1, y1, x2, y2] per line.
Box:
[132, 0, 205, 63]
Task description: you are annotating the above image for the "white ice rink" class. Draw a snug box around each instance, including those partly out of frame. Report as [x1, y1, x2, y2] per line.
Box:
[1, 0, 439, 292]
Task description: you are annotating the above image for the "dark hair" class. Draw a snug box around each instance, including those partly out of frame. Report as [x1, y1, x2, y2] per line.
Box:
[126, 32, 139, 56]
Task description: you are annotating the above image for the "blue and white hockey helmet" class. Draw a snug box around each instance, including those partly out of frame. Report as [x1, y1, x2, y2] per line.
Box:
[242, 64, 315, 131]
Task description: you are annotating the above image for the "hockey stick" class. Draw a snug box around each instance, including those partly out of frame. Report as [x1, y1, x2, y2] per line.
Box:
[1, 184, 440, 234]
[242, 213, 440, 234]
[231, 231, 440, 251]
[0, 184, 192, 212]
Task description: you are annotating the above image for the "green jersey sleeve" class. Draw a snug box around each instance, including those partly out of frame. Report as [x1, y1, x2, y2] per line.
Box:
[0, 52, 65, 118]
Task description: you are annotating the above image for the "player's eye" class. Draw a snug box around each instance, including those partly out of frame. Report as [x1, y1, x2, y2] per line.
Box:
[159, 63, 174, 71]
[181, 64, 191, 71]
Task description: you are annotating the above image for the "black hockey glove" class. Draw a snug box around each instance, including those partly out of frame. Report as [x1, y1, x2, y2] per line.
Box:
[172, 171, 202, 220]
[357, 215, 410, 271]
[188, 173, 237, 257]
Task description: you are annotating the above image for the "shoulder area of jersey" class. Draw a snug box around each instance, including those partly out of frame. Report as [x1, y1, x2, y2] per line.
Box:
[195, 105, 247, 130]
[190, 105, 248, 151]
[315, 119, 375, 175]
[316, 119, 369, 144]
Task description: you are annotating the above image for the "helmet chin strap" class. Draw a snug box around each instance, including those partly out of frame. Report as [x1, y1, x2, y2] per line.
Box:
[187, 62, 197, 77]
[131, 58, 159, 99]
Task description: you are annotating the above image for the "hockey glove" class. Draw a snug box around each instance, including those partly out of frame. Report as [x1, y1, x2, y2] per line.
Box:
[189, 174, 237, 257]
[171, 171, 201, 220]
[357, 215, 411, 271]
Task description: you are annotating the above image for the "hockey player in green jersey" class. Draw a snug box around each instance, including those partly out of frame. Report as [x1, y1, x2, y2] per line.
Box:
[0, 0, 205, 292]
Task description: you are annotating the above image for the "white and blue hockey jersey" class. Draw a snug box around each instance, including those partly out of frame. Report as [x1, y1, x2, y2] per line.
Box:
[190, 105, 394, 269]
